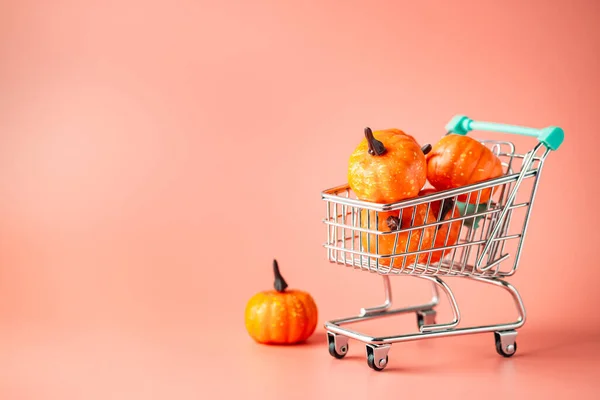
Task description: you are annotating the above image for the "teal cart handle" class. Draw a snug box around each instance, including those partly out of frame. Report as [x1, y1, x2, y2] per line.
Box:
[445, 115, 564, 151]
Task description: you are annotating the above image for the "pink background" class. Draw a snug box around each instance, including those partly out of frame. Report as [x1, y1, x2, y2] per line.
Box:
[1, 0, 599, 398]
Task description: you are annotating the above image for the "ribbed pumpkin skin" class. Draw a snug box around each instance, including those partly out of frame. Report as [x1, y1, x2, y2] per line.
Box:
[244, 290, 318, 344]
[418, 189, 462, 263]
[359, 205, 436, 268]
[426, 135, 503, 203]
[348, 129, 427, 204]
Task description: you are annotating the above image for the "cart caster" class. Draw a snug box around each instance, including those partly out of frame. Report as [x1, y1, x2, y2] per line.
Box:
[327, 332, 349, 359]
[417, 309, 437, 329]
[366, 344, 391, 371]
[494, 330, 518, 357]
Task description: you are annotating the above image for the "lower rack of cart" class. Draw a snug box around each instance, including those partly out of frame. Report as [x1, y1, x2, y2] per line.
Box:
[324, 274, 524, 371]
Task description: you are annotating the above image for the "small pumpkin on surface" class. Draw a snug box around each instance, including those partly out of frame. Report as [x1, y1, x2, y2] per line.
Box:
[348, 127, 430, 204]
[360, 204, 436, 268]
[425, 134, 503, 204]
[244, 260, 318, 345]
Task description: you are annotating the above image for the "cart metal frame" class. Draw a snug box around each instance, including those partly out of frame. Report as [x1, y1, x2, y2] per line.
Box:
[321, 115, 564, 371]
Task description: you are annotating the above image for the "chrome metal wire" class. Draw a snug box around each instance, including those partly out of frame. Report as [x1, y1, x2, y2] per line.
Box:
[321, 137, 552, 370]
[322, 141, 547, 278]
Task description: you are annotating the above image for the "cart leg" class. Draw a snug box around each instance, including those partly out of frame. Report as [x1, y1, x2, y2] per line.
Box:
[361, 275, 440, 317]
[360, 275, 393, 316]
[366, 344, 391, 371]
[415, 279, 441, 328]
[416, 276, 461, 332]
[470, 276, 525, 357]
[470, 276, 526, 327]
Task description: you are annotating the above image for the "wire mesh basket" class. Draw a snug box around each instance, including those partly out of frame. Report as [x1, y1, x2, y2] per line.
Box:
[320, 115, 564, 371]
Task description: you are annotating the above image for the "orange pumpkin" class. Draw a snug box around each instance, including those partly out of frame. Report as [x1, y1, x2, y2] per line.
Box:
[244, 260, 318, 345]
[360, 204, 436, 268]
[348, 128, 429, 204]
[426, 134, 503, 204]
[418, 188, 462, 263]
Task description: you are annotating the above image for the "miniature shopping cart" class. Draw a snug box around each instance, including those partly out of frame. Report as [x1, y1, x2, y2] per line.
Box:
[321, 115, 564, 371]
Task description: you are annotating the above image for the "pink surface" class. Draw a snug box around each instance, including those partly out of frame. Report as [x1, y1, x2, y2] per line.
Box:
[1, 0, 599, 398]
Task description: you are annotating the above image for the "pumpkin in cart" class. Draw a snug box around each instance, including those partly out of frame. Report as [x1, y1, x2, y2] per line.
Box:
[360, 204, 436, 269]
[418, 188, 462, 263]
[425, 134, 503, 204]
[244, 260, 318, 345]
[348, 128, 430, 204]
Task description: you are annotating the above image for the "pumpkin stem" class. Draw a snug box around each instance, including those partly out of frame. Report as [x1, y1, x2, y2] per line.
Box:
[421, 144, 432, 155]
[365, 127, 386, 156]
[386, 216, 401, 231]
[435, 198, 456, 231]
[273, 259, 288, 292]
[439, 198, 455, 221]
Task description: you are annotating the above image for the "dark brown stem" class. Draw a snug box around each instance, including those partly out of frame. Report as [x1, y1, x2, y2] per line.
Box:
[273, 259, 288, 292]
[386, 216, 401, 231]
[439, 198, 455, 221]
[365, 127, 386, 156]
[421, 144, 432, 155]
[434, 198, 456, 231]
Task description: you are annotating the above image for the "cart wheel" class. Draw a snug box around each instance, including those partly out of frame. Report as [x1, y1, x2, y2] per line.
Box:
[327, 332, 349, 359]
[417, 309, 437, 329]
[367, 353, 388, 371]
[366, 344, 391, 372]
[494, 331, 518, 358]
